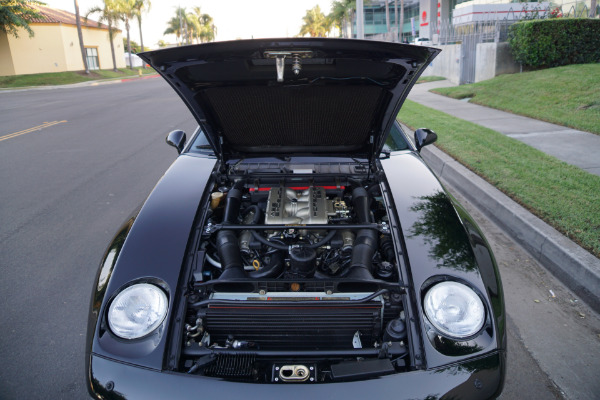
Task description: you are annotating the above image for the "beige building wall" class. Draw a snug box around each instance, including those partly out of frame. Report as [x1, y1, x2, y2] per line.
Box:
[0, 33, 16, 76]
[4, 25, 68, 75]
[61, 25, 125, 71]
[0, 23, 125, 76]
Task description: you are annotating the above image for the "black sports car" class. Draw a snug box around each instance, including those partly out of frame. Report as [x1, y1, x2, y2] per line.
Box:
[86, 38, 505, 399]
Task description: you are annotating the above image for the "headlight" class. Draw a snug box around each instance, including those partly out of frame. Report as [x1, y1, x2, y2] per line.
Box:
[108, 283, 168, 339]
[424, 281, 485, 339]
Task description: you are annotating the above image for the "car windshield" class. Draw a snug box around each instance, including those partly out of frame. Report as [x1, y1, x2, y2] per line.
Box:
[190, 123, 409, 154]
[383, 123, 409, 152]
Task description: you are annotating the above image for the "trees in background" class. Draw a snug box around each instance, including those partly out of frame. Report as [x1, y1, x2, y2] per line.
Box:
[298, 5, 329, 37]
[133, 0, 150, 58]
[85, 0, 120, 71]
[115, 0, 136, 68]
[0, 0, 43, 38]
[164, 6, 215, 45]
[317, 0, 355, 38]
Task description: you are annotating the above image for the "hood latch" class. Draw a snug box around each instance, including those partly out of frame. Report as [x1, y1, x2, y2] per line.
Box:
[264, 50, 313, 82]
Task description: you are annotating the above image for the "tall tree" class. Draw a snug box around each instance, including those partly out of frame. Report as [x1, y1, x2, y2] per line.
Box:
[299, 5, 327, 37]
[590, 0, 597, 18]
[163, 14, 182, 44]
[0, 0, 44, 38]
[164, 6, 214, 45]
[195, 9, 215, 43]
[85, 0, 120, 71]
[132, 0, 150, 60]
[330, 0, 355, 38]
[73, 0, 89, 73]
[164, 6, 187, 45]
[115, 0, 136, 69]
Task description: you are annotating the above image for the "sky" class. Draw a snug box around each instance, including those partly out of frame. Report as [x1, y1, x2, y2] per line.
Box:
[44, 0, 336, 48]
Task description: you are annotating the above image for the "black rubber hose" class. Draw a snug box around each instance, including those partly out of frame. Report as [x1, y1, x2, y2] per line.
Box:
[248, 251, 285, 279]
[242, 205, 262, 224]
[346, 229, 378, 279]
[216, 231, 245, 279]
[352, 186, 372, 223]
[250, 230, 288, 251]
[217, 180, 246, 279]
[344, 186, 376, 279]
[222, 180, 245, 224]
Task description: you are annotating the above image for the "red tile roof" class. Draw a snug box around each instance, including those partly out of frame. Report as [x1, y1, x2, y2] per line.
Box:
[26, 4, 116, 31]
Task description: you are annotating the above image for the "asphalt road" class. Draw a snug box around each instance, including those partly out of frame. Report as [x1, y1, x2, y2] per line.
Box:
[0, 78, 598, 399]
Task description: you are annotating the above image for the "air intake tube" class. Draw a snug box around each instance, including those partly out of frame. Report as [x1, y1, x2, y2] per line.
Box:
[345, 187, 376, 280]
[217, 180, 247, 279]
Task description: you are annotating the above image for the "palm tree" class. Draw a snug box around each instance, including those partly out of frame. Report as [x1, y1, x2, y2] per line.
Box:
[163, 15, 183, 45]
[299, 6, 328, 37]
[330, 0, 355, 38]
[85, 0, 120, 71]
[164, 7, 188, 45]
[133, 0, 150, 55]
[115, 0, 136, 69]
[164, 7, 215, 45]
[73, 0, 89, 73]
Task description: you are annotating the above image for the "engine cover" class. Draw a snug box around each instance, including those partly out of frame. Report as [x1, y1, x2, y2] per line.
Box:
[265, 187, 328, 225]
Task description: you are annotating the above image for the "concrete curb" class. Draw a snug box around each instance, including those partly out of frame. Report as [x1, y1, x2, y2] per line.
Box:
[0, 74, 159, 94]
[421, 145, 600, 312]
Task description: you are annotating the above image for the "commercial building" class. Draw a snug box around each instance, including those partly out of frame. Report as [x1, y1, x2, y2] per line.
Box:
[358, 0, 596, 41]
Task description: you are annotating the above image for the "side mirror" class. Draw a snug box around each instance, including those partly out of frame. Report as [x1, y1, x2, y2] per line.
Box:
[414, 128, 437, 152]
[166, 130, 186, 154]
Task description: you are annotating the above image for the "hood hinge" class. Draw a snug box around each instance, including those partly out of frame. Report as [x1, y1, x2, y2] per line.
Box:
[217, 136, 228, 176]
[368, 134, 377, 175]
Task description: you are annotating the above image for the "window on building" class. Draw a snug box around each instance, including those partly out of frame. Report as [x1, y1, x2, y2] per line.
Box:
[85, 47, 99, 70]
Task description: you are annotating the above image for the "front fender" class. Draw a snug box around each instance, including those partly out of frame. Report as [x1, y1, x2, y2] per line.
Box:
[381, 152, 505, 369]
[85, 155, 217, 389]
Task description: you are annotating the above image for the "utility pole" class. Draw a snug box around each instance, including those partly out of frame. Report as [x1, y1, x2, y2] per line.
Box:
[394, 0, 399, 42]
[74, 0, 89, 74]
[356, 0, 364, 39]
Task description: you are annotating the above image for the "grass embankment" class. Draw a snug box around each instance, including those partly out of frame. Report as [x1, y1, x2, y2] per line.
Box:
[0, 67, 155, 88]
[431, 64, 600, 135]
[398, 100, 600, 258]
[417, 76, 446, 84]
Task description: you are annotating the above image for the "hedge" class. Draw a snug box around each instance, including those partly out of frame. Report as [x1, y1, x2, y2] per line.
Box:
[508, 19, 600, 68]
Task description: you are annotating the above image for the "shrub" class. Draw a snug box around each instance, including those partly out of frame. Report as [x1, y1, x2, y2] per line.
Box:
[508, 19, 600, 68]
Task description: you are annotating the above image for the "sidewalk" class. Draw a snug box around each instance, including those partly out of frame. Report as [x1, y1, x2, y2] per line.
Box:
[407, 80, 600, 312]
[410, 80, 600, 176]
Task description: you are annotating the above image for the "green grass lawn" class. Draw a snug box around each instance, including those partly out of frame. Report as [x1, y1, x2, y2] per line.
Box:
[0, 67, 156, 88]
[416, 76, 446, 84]
[398, 100, 600, 258]
[431, 64, 600, 135]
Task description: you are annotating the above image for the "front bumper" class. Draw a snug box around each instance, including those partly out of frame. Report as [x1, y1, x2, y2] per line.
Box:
[88, 351, 505, 400]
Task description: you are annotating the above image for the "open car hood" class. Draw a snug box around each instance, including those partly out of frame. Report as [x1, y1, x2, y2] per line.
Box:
[139, 38, 439, 163]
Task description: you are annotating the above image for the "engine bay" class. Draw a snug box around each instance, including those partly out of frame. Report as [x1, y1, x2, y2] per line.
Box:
[178, 172, 411, 383]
